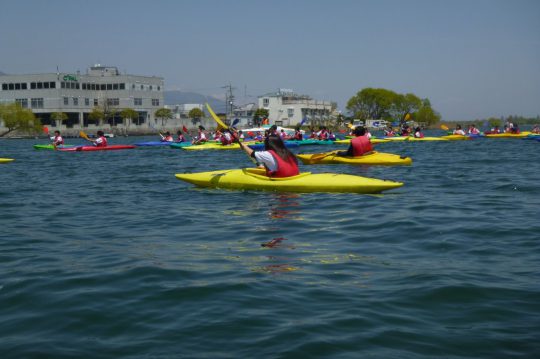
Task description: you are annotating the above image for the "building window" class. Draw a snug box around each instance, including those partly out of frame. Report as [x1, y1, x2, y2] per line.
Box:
[149, 85, 153, 90]
[140, 85, 144, 90]
[44, 82, 50, 89]
[37, 82, 43, 89]
[113, 83, 118, 90]
[107, 84, 112, 90]
[134, 98, 142, 106]
[85, 98, 90, 106]
[31, 82, 37, 89]
[15, 83, 21, 90]
[94, 99, 98, 106]
[31, 98, 44, 108]
[263, 98, 269, 106]
[119, 83, 125, 90]
[107, 98, 119, 106]
[73, 97, 78, 106]
[61, 82, 66, 89]
[8, 83, 14, 90]
[132, 84, 135, 89]
[1, 84, 7, 90]
[16, 98, 28, 108]
[64, 97, 69, 106]
[288, 108, 294, 117]
[100, 84, 106, 91]
[157, 86, 160, 91]
[49, 82, 55, 89]
[152, 99, 159, 106]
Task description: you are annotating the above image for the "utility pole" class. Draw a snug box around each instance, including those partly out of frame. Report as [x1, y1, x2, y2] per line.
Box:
[222, 83, 235, 119]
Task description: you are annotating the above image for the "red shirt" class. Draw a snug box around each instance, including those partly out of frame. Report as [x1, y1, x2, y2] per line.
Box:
[266, 150, 300, 178]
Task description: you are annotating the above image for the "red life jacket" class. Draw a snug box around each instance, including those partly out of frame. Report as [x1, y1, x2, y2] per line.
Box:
[96, 136, 108, 147]
[54, 135, 64, 145]
[351, 135, 373, 156]
[266, 150, 300, 178]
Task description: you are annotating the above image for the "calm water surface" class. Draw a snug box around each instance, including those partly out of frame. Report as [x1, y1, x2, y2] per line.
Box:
[1, 134, 539, 358]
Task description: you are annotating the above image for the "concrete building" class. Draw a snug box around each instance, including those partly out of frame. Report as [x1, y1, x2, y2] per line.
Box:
[232, 103, 257, 127]
[0, 65, 164, 134]
[258, 89, 335, 127]
[166, 103, 204, 119]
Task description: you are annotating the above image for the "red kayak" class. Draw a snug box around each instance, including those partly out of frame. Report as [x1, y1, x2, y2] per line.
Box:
[58, 145, 136, 152]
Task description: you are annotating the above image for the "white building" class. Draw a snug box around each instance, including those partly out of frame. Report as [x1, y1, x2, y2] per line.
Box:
[166, 103, 204, 119]
[258, 89, 335, 127]
[232, 103, 257, 127]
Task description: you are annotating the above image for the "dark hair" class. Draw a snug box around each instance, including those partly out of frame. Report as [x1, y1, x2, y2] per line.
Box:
[97, 130, 104, 136]
[199, 125, 205, 130]
[264, 134, 297, 163]
[165, 131, 171, 136]
[353, 126, 366, 136]
[54, 130, 60, 135]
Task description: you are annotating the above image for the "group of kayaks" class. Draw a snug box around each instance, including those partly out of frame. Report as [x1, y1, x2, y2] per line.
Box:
[20, 123, 540, 194]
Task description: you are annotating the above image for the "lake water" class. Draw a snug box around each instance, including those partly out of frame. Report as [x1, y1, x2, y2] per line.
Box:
[1, 134, 539, 358]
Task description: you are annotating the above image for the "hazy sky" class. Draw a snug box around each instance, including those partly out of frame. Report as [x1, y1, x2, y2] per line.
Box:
[1, 0, 539, 120]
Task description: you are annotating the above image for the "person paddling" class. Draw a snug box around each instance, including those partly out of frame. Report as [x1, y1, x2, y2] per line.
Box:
[88, 130, 108, 147]
[236, 133, 300, 178]
[413, 126, 424, 138]
[176, 130, 186, 142]
[336, 126, 373, 157]
[52, 130, 64, 147]
[160, 131, 174, 142]
[453, 124, 466, 136]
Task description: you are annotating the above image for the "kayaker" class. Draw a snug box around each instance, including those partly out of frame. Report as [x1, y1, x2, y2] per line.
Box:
[236, 133, 300, 178]
[176, 130, 186, 142]
[468, 124, 481, 135]
[254, 131, 263, 141]
[384, 126, 396, 137]
[280, 129, 290, 140]
[220, 129, 234, 145]
[453, 125, 466, 136]
[293, 127, 303, 141]
[52, 130, 64, 146]
[413, 127, 424, 138]
[90, 130, 108, 147]
[192, 125, 208, 144]
[336, 126, 373, 157]
[531, 125, 540, 134]
[160, 131, 174, 142]
[489, 125, 501, 134]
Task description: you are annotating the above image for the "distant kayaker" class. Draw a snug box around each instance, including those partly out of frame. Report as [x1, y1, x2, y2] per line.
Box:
[220, 129, 234, 145]
[160, 131, 174, 142]
[176, 130, 186, 142]
[52, 130, 64, 146]
[192, 125, 208, 145]
[90, 130, 108, 147]
[413, 127, 424, 138]
[237, 133, 300, 178]
[280, 129, 291, 140]
[293, 127, 303, 141]
[453, 125, 466, 136]
[336, 126, 373, 157]
[532, 125, 540, 134]
[384, 126, 396, 137]
[468, 124, 481, 135]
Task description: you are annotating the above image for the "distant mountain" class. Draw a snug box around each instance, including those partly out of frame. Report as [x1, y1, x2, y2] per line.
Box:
[0, 71, 6, 76]
[164, 91, 226, 112]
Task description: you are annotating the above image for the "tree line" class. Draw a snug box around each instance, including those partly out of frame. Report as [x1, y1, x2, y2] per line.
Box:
[346, 88, 441, 125]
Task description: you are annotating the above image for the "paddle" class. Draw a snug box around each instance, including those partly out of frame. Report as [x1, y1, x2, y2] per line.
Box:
[440, 124, 449, 131]
[79, 130, 91, 141]
[307, 151, 339, 164]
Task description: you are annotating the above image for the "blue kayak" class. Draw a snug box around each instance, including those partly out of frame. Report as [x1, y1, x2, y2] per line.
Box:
[248, 142, 299, 150]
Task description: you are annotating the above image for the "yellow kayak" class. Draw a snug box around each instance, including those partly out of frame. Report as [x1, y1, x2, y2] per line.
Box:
[486, 132, 531, 138]
[406, 136, 449, 141]
[175, 168, 403, 194]
[441, 135, 472, 141]
[182, 143, 241, 150]
[0, 158, 14, 163]
[297, 151, 412, 166]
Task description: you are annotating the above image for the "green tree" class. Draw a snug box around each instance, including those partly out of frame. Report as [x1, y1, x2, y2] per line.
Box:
[391, 93, 422, 121]
[120, 108, 139, 126]
[414, 102, 441, 126]
[50, 112, 68, 126]
[487, 117, 502, 128]
[0, 103, 41, 137]
[88, 107, 105, 126]
[346, 88, 397, 120]
[155, 108, 173, 126]
[188, 108, 204, 121]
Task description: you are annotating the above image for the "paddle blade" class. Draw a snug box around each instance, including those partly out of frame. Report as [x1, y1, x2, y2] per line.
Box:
[43, 126, 49, 135]
[79, 130, 90, 141]
[404, 113, 411, 121]
[182, 125, 188, 133]
[206, 103, 228, 129]
[232, 118, 240, 128]
[440, 124, 449, 131]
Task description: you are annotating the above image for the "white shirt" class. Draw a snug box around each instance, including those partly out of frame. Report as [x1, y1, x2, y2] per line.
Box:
[253, 151, 277, 172]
